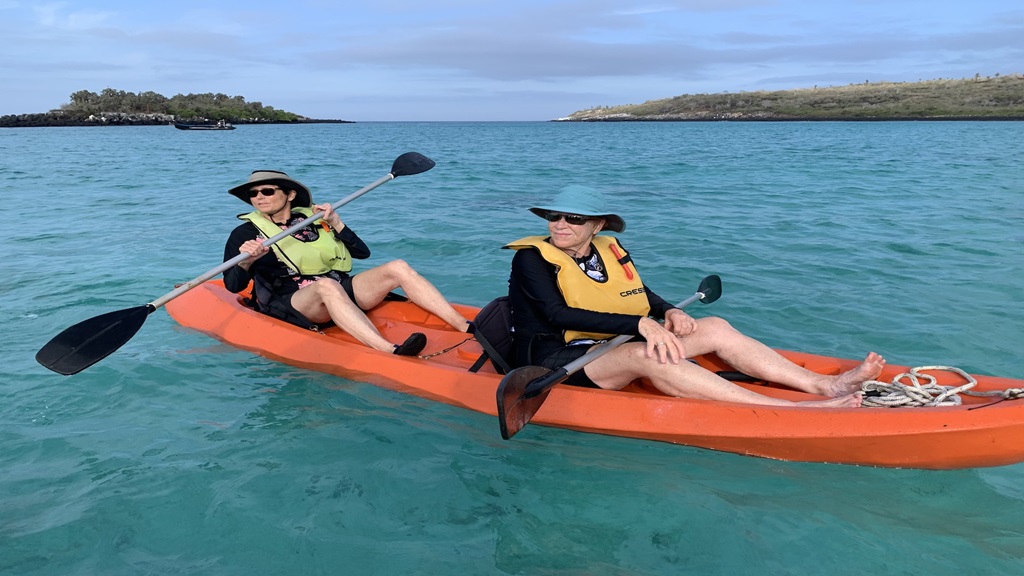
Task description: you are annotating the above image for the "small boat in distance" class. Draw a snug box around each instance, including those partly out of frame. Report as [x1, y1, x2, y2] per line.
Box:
[173, 120, 235, 130]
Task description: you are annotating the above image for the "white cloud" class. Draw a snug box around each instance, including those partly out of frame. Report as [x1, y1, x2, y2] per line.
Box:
[1, 0, 1021, 120]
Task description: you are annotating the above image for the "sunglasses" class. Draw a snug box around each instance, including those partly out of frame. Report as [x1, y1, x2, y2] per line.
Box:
[544, 212, 593, 225]
[248, 187, 281, 198]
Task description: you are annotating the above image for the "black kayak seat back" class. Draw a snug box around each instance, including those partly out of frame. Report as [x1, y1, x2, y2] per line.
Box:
[469, 296, 514, 374]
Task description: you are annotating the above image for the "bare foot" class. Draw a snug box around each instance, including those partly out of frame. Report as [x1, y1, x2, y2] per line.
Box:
[798, 392, 863, 408]
[825, 352, 885, 397]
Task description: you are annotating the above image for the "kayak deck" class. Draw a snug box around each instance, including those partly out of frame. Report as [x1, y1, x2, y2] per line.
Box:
[165, 281, 1024, 469]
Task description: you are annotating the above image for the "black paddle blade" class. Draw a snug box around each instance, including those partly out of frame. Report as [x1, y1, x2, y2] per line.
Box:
[497, 365, 554, 440]
[35, 305, 152, 375]
[390, 152, 435, 177]
[698, 274, 722, 304]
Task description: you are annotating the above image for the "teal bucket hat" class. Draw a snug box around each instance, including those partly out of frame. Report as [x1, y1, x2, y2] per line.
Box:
[529, 185, 625, 233]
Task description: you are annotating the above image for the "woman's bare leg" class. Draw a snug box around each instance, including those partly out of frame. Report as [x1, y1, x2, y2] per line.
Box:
[350, 260, 471, 331]
[585, 342, 863, 407]
[289, 279, 395, 351]
[674, 317, 884, 397]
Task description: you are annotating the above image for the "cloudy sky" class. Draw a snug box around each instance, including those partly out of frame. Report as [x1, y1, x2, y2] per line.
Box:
[2, 0, 1021, 121]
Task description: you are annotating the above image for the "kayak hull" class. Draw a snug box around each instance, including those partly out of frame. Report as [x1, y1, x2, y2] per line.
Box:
[165, 281, 1024, 469]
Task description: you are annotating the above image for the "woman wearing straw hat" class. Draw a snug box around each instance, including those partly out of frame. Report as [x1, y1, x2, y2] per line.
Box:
[505, 185, 885, 406]
[223, 169, 471, 356]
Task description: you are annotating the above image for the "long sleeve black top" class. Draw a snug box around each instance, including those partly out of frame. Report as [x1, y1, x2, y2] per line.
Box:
[507, 244, 676, 367]
[222, 219, 371, 297]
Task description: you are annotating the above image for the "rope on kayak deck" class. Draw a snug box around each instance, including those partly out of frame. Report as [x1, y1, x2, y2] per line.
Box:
[417, 337, 474, 360]
[861, 366, 1024, 408]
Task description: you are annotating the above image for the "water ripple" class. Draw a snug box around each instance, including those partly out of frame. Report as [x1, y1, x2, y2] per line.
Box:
[3, 122, 1023, 574]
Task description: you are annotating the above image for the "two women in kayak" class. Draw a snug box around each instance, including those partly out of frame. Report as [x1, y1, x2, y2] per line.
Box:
[223, 171, 882, 406]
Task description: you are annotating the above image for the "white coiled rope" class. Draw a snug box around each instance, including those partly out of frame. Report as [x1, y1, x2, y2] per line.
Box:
[861, 365, 1024, 408]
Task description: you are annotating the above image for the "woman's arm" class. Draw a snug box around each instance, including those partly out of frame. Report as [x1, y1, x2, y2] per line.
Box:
[223, 223, 259, 293]
[644, 285, 677, 319]
[334, 226, 371, 259]
[315, 203, 371, 260]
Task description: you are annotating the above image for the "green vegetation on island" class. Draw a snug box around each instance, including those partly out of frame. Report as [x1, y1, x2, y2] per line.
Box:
[560, 74, 1024, 121]
[1, 88, 350, 127]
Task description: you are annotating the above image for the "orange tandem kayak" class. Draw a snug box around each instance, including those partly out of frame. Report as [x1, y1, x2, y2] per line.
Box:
[166, 280, 1024, 469]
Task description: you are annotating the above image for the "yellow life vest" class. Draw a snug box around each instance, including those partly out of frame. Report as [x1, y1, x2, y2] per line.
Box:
[239, 207, 353, 276]
[506, 235, 650, 342]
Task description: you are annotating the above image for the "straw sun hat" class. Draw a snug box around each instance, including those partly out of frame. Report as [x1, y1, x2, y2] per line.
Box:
[228, 170, 312, 207]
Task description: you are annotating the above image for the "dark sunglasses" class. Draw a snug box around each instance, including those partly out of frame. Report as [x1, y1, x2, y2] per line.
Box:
[248, 187, 281, 198]
[544, 212, 592, 225]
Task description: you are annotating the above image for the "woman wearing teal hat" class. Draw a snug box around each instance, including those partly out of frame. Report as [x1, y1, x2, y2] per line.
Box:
[504, 185, 885, 407]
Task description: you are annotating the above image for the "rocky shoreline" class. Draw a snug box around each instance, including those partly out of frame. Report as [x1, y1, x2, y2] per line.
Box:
[553, 112, 1024, 122]
[0, 111, 353, 128]
[555, 75, 1024, 122]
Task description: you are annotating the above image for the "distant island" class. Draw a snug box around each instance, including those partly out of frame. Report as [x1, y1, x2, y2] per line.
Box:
[0, 88, 352, 127]
[557, 74, 1024, 121]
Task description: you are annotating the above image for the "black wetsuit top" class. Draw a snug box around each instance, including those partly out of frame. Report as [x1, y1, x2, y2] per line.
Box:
[222, 216, 370, 308]
[507, 245, 676, 368]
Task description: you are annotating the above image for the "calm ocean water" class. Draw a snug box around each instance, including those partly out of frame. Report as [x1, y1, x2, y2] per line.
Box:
[2, 121, 1022, 575]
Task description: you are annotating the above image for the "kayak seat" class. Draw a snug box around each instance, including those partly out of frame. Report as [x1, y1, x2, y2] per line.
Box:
[468, 296, 514, 375]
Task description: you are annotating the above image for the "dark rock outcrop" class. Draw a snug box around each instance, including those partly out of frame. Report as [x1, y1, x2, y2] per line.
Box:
[0, 111, 354, 128]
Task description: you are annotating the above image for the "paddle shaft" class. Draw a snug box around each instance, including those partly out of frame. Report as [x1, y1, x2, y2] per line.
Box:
[522, 291, 705, 398]
[36, 152, 435, 375]
[148, 173, 395, 310]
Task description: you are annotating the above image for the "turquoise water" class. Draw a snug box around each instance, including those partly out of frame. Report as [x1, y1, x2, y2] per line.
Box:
[2, 121, 1023, 574]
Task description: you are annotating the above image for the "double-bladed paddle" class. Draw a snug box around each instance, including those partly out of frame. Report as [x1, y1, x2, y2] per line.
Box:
[36, 152, 437, 375]
[497, 274, 723, 440]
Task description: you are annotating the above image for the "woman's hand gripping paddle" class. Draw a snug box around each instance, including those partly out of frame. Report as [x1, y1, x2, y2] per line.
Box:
[36, 152, 436, 375]
[496, 274, 722, 440]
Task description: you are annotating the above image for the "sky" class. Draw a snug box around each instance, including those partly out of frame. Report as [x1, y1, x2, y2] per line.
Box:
[1, 0, 1021, 121]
